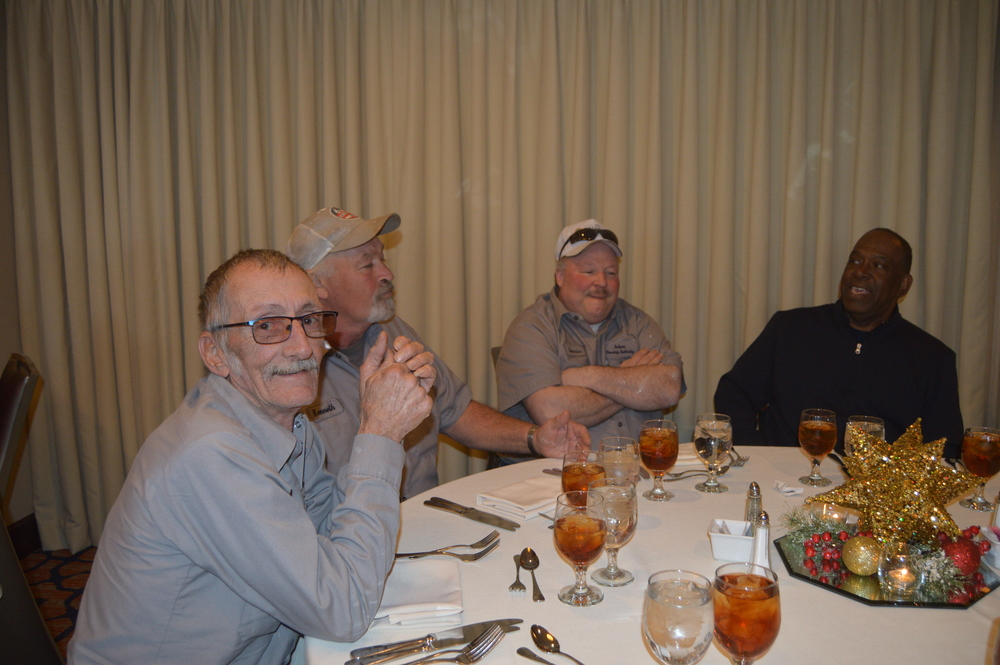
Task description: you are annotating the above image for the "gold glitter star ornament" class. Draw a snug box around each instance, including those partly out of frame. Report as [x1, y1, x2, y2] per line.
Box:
[805, 420, 981, 546]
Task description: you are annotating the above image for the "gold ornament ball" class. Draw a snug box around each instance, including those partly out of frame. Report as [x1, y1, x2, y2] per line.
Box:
[843, 536, 881, 576]
[840, 572, 881, 601]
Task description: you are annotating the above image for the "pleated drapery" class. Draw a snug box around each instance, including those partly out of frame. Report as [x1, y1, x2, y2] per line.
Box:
[5, 0, 998, 551]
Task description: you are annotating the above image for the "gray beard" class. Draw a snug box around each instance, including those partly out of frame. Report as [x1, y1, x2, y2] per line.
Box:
[368, 284, 396, 323]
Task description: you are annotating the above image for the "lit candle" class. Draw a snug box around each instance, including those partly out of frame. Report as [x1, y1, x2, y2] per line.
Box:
[888, 568, 916, 588]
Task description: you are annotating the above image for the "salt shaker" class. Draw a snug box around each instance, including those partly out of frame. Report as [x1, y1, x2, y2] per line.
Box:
[745, 482, 762, 524]
[751, 510, 771, 569]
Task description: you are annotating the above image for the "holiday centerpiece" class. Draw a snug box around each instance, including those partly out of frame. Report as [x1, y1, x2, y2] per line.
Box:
[774, 420, 997, 607]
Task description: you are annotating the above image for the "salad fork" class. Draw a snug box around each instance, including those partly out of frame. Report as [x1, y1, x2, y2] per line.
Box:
[402, 623, 504, 664]
[396, 540, 499, 562]
[395, 531, 500, 559]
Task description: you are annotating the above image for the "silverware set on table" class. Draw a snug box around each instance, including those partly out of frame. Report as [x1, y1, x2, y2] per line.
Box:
[376, 452, 755, 664]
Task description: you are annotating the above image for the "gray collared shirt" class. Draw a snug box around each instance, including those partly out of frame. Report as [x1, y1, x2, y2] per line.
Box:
[497, 289, 684, 445]
[305, 317, 472, 499]
[70, 373, 404, 665]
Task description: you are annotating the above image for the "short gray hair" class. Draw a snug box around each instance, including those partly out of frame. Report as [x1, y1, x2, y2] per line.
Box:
[198, 249, 307, 332]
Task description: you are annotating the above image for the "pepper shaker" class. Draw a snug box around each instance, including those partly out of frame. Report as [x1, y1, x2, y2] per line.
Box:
[745, 482, 762, 524]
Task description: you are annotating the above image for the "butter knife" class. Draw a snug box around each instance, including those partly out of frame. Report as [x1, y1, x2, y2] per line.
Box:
[423, 497, 520, 531]
[346, 620, 522, 664]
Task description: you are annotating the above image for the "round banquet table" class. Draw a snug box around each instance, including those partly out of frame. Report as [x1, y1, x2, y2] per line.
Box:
[297, 446, 1000, 665]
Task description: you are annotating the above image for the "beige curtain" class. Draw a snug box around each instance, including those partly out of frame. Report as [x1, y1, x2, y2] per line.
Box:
[5, 0, 998, 552]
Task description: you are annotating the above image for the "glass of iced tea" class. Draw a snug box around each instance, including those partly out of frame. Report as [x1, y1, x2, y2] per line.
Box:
[713, 563, 780, 665]
[588, 478, 638, 587]
[959, 426, 1000, 511]
[643, 570, 714, 665]
[562, 451, 606, 504]
[639, 419, 679, 501]
[553, 491, 607, 606]
[598, 437, 641, 483]
[797, 409, 837, 487]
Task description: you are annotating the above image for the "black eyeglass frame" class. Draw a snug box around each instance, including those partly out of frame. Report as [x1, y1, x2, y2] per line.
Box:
[212, 311, 338, 344]
[558, 227, 619, 258]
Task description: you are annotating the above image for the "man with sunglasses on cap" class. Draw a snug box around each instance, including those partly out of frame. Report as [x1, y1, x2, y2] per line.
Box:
[287, 207, 589, 499]
[495, 220, 685, 452]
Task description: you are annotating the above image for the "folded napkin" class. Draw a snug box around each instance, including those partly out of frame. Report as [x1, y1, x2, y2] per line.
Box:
[673, 442, 705, 467]
[476, 475, 562, 521]
[772, 480, 804, 496]
[371, 558, 463, 629]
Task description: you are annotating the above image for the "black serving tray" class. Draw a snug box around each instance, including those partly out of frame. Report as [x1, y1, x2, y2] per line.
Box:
[773, 534, 999, 609]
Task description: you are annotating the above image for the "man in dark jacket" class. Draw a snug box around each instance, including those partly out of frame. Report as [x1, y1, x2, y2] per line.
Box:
[714, 228, 963, 458]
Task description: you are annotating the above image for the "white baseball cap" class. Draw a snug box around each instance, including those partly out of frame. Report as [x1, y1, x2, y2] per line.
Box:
[286, 206, 401, 269]
[555, 219, 622, 260]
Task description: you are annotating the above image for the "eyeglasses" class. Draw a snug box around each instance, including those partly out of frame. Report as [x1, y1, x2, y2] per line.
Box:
[213, 311, 338, 344]
[559, 227, 619, 258]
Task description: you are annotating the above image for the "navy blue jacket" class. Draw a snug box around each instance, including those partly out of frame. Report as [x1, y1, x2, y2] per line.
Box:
[714, 301, 963, 458]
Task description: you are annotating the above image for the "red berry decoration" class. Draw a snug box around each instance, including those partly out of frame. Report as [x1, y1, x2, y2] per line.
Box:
[969, 525, 980, 536]
[822, 531, 832, 542]
[979, 540, 991, 554]
[942, 536, 982, 576]
[838, 531, 850, 541]
[812, 534, 821, 543]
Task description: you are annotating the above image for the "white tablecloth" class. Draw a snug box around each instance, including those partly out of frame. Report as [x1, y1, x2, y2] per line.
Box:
[298, 446, 1000, 665]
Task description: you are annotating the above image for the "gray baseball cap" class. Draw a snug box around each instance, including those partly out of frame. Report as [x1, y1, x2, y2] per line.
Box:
[286, 206, 401, 269]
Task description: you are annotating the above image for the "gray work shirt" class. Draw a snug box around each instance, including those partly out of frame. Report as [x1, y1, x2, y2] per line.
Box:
[69, 373, 404, 665]
[496, 289, 684, 445]
[306, 317, 473, 499]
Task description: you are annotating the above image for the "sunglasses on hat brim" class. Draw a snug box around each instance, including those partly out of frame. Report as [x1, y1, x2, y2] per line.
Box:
[559, 227, 619, 258]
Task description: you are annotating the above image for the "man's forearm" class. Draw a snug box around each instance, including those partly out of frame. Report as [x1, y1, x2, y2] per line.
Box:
[561, 364, 682, 411]
[443, 400, 535, 454]
[523, 385, 623, 427]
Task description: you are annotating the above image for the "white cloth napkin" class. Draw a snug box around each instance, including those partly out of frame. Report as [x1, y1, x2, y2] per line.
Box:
[673, 442, 705, 467]
[370, 558, 463, 629]
[772, 480, 804, 496]
[476, 474, 562, 520]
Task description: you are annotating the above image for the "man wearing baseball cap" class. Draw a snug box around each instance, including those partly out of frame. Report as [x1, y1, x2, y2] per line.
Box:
[287, 207, 589, 498]
[495, 220, 685, 449]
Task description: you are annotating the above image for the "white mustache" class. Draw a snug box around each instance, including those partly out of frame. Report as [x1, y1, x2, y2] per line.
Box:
[376, 280, 395, 298]
[265, 358, 319, 378]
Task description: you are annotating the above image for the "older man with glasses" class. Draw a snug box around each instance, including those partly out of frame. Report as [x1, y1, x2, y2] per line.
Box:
[495, 220, 685, 456]
[286, 207, 590, 499]
[70, 249, 434, 665]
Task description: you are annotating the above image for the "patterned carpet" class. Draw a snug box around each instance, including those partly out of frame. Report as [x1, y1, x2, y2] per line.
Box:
[19, 546, 96, 659]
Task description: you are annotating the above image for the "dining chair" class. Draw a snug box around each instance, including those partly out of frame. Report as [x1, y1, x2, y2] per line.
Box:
[0, 518, 65, 664]
[0, 353, 42, 524]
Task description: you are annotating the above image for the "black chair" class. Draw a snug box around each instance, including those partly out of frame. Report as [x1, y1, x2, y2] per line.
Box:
[1, 515, 64, 664]
[1, 353, 42, 524]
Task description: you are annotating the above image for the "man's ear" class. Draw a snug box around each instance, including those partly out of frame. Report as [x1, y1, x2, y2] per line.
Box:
[897, 273, 913, 300]
[199, 331, 231, 377]
[555, 267, 565, 289]
[309, 270, 329, 302]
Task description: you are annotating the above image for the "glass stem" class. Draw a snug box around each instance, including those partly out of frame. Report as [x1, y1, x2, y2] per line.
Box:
[604, 547, 620, 574]
[574, 566, 589, 592]
[704, 464, 719, 487]
[808, 458, 823, 480]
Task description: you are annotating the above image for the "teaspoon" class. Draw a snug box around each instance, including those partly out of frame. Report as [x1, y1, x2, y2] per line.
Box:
[517, 647, 557, 664]
[530, 624, 585, 665]
[520, 547, 545, 602]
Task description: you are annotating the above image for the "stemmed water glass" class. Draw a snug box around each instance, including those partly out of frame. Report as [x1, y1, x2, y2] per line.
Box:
[797, 409, 837, 486]
[639, 419, 679, 501]
[959, 426, 1000, 511]
[588, 478, 638, 587]
[843, 415, 884, 457]
[643, 570, 714, 664]
[553, 491, 607, 606]
[713, 563, 781, 665]
[598, 437, 640, 483]
[694, 413, 733, 493]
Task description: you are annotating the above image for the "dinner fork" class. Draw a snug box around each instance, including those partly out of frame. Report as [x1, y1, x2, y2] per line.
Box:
[509, 553, 528, 591]
[731, 450, 750, 467]
[401, 623, 504, 665]
[396, 540, 499, 562]
[395, 531, 500, 559]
